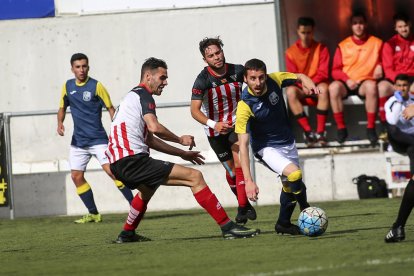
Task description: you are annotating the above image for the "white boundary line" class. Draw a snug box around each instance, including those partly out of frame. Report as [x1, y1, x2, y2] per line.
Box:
[244, 257, 414, 276]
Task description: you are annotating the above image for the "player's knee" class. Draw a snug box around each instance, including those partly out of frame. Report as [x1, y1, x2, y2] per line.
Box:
[71, 172, 84, 185]
[189, 169, 204, 187]
[329, 81, 342, 96]
[286, 87, 299, 101]
[287, 170, 303, 193]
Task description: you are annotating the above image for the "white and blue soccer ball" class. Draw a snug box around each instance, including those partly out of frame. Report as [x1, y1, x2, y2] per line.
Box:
[298, 206, 328, 237]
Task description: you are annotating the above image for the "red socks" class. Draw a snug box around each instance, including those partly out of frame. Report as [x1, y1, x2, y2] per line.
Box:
[235, 168, 248, 207]
[225, 171, 237, 196]
[367, 112, 376, 129]
[124, 194, 148, 231]
[316, 109, 328, 133]
[194, 186, 230, 226]
[296, 113, 312, 132]
[333, 112, 346, 129]
[378, 97, 388, 123]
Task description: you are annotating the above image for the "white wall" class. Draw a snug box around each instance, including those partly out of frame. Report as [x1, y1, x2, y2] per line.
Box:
[54, 0, 273, 15]
[0, 3, 278, 166]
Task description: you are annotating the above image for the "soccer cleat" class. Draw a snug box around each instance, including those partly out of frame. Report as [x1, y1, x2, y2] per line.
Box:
[275, 221, 301, 235]
[221, 221, 260, 239]
[74, 213, 102, 224]
[303, 131, 317, 147]
[115, 230, 152, 243]
[366, 128, 378, 145]
[235, 204, 257, 224]
[315, 132, 328, 147]
[337, 128, 348, 144]
[378, 131, 388, 142]
[385, 225, 405, 243]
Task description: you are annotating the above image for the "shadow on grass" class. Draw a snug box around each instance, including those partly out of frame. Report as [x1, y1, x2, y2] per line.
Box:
[329, 212, 378, 219]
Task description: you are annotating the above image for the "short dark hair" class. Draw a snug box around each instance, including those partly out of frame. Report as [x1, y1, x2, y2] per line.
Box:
[351, 11, 367, 23]
[244, 58, 267, 76]
[70, 53, 88, 65]
[199, 37, 224, 57]
[140, 57, 168, 80]
[393, 13, 410, 24]
[395, 73, 410, 83]
[297, 17, 315, 27]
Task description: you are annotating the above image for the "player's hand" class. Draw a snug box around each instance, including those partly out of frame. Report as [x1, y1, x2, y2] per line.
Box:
[245, 179, 259, 202]
[214, 122, 231, 134]
[402, 104, 414, 120]
[346, 79, 358, 90]
[57, 124, 65, 136]
[297, 74, 320, 95]
[179, 135, 196, 150]
[180, 150, 205, 165]
[373, 64, 383, 80]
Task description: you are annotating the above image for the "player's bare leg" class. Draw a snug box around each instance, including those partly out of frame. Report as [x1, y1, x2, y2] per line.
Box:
[329, 81, 348, 143]
[71, 170, 101, 223]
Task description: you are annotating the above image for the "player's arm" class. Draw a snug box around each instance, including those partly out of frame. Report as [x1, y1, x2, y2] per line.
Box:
[385, 96, 404, 125]
[381, 41, 396, 81]
[331, 47, 356, 89]
[57, 85, 68, 136]
[96, 82, 115, 119]
[143, 113, 195, 150]
[373, 41, 384, 80]
[295, 73, 320, 95]
[235, 100, 259, 201]
[190, 99, 231, 134]
[313, 44, 330, 84]
[268, 72, 320, 95]
[146, 132, 204, 165]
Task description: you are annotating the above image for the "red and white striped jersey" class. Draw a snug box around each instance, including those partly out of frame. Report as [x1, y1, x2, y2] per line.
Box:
[105, 85, 156, 163]
[191, 63, 244, 137]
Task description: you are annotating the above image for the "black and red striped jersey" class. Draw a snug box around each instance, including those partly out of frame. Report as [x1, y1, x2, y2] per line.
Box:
[106, 85, 156, 163]
[191, 63, 244, 137]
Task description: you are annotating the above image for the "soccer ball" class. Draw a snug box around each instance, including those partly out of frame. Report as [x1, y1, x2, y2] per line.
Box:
[298, 206, 328, 237]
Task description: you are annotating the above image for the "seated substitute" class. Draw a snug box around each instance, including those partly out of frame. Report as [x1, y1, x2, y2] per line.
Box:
[329, 12, 383, 145]
[384, 74, 414, 243]
[106, 57, 260, 243]
[236, 58, 317, 235]
[378, 13, 414, 139]
[285, 16, 330, 147]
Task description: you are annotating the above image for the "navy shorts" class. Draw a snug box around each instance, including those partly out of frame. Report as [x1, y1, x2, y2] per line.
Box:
[207, 130, 237, 162]
[110, 153, 174, 190]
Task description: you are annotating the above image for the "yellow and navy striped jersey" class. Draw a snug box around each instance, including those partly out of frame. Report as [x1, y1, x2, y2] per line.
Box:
[60, 77, 113, 147]
[235, 72, 297, 152]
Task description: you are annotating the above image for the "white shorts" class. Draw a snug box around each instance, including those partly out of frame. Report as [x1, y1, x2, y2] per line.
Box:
[256, 142, 299, 177]
[69, 144, 109, 171]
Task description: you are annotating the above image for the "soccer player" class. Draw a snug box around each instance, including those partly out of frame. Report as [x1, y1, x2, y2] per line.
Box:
[191, 37, 256, 224]
[236, 58, 317, 235]
[329, 12, 383, 145]
[285, 17, 330, 147]
[107, 57, 260, 243]
[384, 74, 414, 242]
[378, 13, 414, 139]
[57, 53, 133, 224]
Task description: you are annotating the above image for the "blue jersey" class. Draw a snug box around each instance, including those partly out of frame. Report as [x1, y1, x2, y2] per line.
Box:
[59, 77, 113, 147]
[235, 72, 297, 153]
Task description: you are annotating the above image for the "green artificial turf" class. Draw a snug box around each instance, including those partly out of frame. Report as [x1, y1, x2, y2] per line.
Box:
[1, 198, 413, 275]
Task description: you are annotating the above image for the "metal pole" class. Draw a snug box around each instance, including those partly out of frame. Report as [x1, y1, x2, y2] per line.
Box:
[4, 114, 15, 219]
[274, 0, 286, 71]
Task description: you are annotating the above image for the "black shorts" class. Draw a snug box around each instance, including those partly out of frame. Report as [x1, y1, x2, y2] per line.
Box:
[110, 153, 174, 190]
[338, 80, 369, 100]
[207, 131, 237, 162]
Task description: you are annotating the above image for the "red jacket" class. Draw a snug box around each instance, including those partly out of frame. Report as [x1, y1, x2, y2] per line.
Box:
[382, 34, 414, 81]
